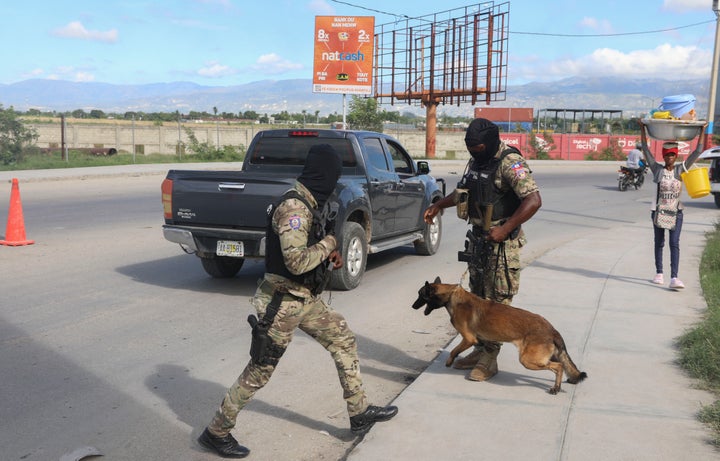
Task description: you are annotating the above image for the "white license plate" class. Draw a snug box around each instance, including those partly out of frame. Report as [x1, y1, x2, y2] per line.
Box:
[216, 240, 244, 257]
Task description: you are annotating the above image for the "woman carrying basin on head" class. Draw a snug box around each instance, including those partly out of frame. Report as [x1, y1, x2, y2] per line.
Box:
[638, 119, 707, 290]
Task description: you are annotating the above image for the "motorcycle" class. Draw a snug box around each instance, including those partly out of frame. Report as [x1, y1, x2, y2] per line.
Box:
[618, 164, 647, 191]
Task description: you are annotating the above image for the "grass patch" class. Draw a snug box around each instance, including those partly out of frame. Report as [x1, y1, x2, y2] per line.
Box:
[679, 220, 720, 445]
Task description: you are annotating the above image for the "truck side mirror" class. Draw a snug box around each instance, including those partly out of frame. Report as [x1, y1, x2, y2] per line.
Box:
[417, 161, 430, 175]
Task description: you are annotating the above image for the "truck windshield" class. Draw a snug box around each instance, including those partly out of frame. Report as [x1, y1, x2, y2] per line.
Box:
[250, 137, 357, 167]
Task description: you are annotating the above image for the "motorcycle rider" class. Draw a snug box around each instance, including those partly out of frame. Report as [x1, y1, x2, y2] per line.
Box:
[627, 142, 643, 171]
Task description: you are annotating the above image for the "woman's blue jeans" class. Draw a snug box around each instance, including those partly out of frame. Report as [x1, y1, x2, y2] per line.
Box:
[652, 210, 683, 279]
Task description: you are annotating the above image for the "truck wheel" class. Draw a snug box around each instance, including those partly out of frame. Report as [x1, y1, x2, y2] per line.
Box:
[200, 256, 245, 278]
[331, 222, 367, 291]
[715, 193, 720, 208]
[414, 212, 442, 255]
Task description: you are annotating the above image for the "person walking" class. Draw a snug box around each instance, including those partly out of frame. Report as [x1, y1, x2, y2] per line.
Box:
[423, 118, 542, 382]
[638, 121, 707, 290]
[197, 144, 397, 458]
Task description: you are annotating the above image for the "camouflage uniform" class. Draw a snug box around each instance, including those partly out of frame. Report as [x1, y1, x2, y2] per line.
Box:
[208, 182, 368, 437]
[454, 141, 538, 304]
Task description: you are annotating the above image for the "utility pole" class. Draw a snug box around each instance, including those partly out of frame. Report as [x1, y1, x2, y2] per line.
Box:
[706, 0, 720, 144]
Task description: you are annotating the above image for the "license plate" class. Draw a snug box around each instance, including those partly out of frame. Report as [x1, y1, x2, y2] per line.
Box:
[217, 240, 244, 257]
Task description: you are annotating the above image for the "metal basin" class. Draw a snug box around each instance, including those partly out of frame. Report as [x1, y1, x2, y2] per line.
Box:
[643, 119, 706, 141]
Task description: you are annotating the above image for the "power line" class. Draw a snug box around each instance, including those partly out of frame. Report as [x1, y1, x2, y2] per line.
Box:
[328, 0, 713, 37]
[328, 0, 410, 20]
[512, 20, 714, 37]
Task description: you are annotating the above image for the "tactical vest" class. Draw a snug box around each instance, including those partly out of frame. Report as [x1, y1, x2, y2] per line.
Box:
[265, 190, 331, 295]
[463, 147, 522, 222]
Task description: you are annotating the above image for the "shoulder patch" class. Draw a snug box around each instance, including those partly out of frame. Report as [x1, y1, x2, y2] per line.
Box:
[288, 214, 302, 230]
[510, 161, 527, 179]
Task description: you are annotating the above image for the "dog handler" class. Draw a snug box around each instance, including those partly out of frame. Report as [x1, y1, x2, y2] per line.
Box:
[198, 144, 398, 458]
[423, 118, 542, 381]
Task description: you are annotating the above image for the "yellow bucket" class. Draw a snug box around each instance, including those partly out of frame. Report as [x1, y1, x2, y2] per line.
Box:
[681, 166, 710, 198]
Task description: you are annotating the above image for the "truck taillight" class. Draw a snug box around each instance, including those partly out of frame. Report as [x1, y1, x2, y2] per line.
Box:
[161, 178, 173, 219]
[289, 130, 319, 137]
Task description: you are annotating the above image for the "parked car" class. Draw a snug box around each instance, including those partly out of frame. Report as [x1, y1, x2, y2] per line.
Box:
[699, 147, 720, 208]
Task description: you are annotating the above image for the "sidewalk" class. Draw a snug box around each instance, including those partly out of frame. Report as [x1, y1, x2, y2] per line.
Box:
[349, 205, 720, 460]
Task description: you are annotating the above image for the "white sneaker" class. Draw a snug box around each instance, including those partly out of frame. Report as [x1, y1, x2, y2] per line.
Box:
[670, 278, 685, 289]
[652, 273, 664, 285]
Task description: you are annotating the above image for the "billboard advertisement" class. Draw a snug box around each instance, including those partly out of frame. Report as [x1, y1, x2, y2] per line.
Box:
[312, 16, 374, 95]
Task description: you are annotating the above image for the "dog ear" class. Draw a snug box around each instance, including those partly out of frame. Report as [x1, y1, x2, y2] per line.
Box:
[433, 276, 441, 284]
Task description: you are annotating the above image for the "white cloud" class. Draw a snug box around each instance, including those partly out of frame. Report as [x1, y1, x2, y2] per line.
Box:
[74, 72, 95, 82]
[663, 0, 714, 13]
[511, 44, 711, 84]
[579, 17, 614, 34]
[52, 21, 118, 43]
[41, 66, 96, 82]
[250, 53, 304, 74]
[197, 61, 236, 78]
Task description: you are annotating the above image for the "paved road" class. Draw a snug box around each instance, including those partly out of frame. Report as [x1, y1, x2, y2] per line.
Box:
[1, 160, 719, 461]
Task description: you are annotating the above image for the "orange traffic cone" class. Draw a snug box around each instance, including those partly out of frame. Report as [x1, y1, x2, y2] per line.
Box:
[0, 178, 34, 246]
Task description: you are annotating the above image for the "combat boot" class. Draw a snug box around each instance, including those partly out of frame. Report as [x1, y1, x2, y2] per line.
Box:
[452, 346, 484, 369]
[468, 345, 500, 381]
[197, 428, 250, 458]
[350, 405, 399, 433]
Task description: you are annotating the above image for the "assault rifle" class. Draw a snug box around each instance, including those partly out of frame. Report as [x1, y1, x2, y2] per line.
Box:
[457, 204, 494, 267]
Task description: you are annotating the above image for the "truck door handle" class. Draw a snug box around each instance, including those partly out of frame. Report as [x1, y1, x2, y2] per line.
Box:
[218, 183, 246, 191]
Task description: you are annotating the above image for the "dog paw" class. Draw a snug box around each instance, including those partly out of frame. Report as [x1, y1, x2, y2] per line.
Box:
[445, 359, 454, 367]
[548, 387, 560, 395]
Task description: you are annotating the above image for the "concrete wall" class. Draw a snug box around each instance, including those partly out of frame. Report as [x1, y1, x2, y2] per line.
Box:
[32, 121, 688, 161]
[29, 121, 469, 159]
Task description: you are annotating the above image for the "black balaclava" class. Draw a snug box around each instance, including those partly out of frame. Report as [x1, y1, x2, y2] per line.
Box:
[464, 118, 500, 164]
[297, 143, 343, 209]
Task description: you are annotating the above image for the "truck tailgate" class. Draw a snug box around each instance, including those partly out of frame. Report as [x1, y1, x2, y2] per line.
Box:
[167, 170, 294, 229]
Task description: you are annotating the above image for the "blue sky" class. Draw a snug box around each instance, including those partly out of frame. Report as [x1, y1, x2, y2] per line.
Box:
[0, 0, 716, 87]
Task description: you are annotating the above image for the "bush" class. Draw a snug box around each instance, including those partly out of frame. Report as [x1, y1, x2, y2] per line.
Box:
[183, 128, 245, 161]
[586, 139, 625, 161]
[0, 106, 38, 165]
[527, 132, 556, 159]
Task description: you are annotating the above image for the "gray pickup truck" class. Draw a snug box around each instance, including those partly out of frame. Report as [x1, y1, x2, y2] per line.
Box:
[161, 128, 446, 290]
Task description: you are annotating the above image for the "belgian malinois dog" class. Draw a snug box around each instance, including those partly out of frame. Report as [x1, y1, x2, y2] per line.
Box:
[412, 277, 587, 394]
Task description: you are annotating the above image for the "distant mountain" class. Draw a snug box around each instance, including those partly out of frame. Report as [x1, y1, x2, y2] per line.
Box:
[0, 76, 710, 117]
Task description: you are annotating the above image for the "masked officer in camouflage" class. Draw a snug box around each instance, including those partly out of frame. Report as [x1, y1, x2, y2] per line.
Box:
[198, 143, 398, 459]
[423, 118, 542, 382]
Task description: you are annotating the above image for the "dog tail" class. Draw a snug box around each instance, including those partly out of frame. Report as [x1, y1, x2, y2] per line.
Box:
[553, 331, 588, 384]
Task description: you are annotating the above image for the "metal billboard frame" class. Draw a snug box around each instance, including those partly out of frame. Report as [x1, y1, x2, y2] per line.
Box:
[373, 2, 509, 157]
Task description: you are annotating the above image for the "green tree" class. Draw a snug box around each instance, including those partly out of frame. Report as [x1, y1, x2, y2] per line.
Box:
[0, 105, 38, 165]
[347, 96, 382, 132]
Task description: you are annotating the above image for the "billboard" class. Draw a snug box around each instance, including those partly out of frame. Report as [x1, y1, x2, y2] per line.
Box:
[312, 16, 374, 95]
